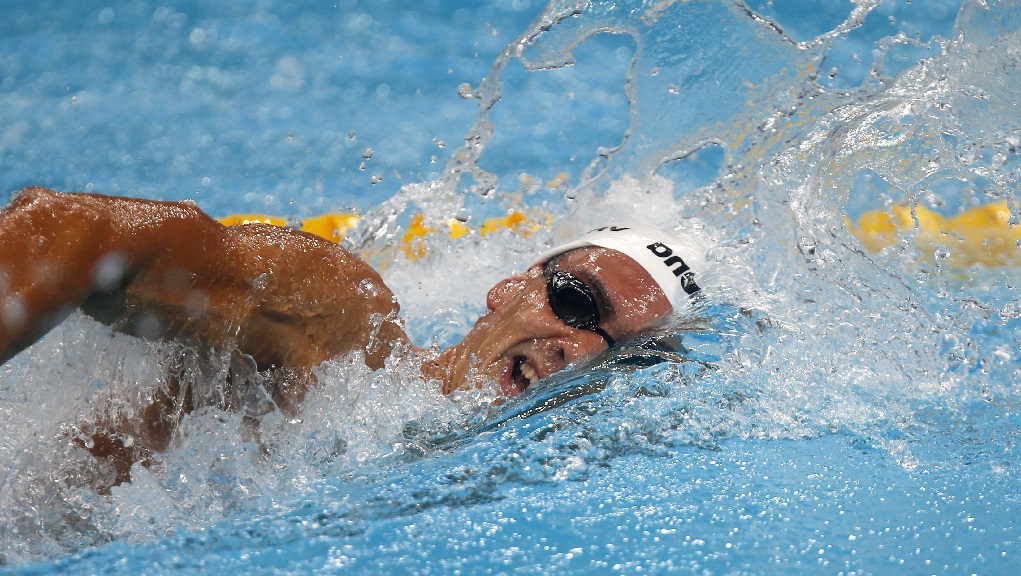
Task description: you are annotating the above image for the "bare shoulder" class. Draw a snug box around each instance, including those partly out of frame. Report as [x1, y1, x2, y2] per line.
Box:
[218, 222, 406, 371]
[2, 188, 406, 372]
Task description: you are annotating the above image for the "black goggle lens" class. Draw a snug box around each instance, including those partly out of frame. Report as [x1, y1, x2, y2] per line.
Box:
[543, 262, 616, 347]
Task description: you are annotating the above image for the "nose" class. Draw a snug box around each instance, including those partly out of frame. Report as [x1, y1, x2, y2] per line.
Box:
[486, 271, 529, 311]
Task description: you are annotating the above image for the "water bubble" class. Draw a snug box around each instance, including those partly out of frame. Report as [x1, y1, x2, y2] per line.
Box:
[92, 252, 129, 291]
[960, 144, 981, 165]
[923, 192, 945, 208]
[250, 273, 268, 291]
[269, 56, 305, 91]
[1000, 302, 1021, 320]
[797, 237, 817, 258]
[1, 296, 26, 330]
[457, 83, 475, 99]
[189, 28, 206, 46]
[361, 148, 374, 160]
[933, 245, 950, 260]
[370, 174, 382, 184]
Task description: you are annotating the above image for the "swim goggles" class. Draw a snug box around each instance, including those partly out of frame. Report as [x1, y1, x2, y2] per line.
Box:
[542, 259, 616, 347]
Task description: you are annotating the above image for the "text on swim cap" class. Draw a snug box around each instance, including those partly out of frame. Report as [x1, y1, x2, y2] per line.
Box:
[646, 242, 701, 296]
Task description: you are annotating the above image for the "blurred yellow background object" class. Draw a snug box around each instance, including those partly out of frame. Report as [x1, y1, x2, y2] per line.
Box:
[846, 201, 1021, 267]
[223, 201, 1019, 268]
[219, 209, 545, 262]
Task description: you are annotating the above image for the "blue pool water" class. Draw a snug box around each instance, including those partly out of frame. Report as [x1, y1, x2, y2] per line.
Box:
[2, 0, 1020, 574]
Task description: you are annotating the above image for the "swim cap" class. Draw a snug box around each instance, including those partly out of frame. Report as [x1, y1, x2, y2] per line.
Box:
[531, 225, 705, 309]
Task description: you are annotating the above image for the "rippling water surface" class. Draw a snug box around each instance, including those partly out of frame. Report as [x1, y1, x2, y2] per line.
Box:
[1, 0, 1019, 573]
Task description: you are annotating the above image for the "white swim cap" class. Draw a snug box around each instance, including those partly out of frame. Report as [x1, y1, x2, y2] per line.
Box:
[531, 224, 705, 309]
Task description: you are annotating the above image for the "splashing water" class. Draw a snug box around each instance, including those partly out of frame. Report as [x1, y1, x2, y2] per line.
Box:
[1, 0, 1019, 573]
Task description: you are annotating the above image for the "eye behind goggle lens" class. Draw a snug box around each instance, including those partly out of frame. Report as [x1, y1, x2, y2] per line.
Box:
[548, 270, 600, 330]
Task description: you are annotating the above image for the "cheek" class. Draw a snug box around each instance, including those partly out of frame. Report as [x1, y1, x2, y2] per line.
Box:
[619, 296, 671, 330]
[559, 339, 593, 365]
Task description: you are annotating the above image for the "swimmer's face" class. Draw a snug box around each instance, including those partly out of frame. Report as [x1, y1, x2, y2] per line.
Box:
[439, 246, 672, 397]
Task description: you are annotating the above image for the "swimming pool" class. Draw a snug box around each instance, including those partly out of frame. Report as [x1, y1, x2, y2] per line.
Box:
[1, 0, 1019, 573]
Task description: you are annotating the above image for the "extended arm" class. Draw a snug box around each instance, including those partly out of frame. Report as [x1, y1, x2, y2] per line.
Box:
[0, 187, 406, 372]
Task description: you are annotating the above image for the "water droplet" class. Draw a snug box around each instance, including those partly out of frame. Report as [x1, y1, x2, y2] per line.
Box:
[98, 7, 115, 25]
[457, 83, 475, 99]
[1009, 211, 1020, 227]
[370, 174, 382, 184]
[361, 148, 374, 160]
[933, 245, 950, 260]
[251, 273, 268, 291]
[1000, 302, 1021, 319]
[798, 237, 817, 257]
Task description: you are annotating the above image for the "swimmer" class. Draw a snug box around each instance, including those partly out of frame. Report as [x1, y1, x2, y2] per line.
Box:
[0, 187, 703, 482]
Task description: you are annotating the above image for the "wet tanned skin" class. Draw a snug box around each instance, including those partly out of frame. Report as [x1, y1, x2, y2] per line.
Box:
[0, 188, 408, 445]
[0, 188, 407, 379]
[0, 188, 408, 481]
[429, 246, 672, 397]
[0, 188, 673, 484]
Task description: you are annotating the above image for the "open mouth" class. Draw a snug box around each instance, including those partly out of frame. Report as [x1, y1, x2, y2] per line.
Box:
[503, 356, 540, 397]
